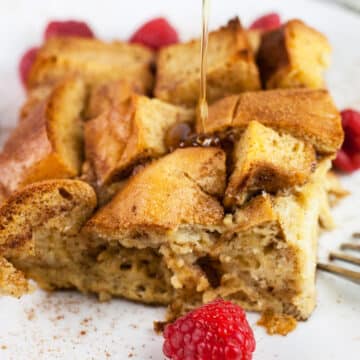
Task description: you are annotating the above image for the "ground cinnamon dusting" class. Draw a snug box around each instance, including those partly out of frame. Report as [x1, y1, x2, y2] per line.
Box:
[257, 309, 297, 335]
[25, 308, 36, 320]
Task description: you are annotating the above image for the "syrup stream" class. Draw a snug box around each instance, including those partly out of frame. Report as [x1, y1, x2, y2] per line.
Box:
[199, 0, 209, 133]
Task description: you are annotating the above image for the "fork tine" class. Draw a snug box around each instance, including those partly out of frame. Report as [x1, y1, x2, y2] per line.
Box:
[329, 252, 360, 266]
[340, 243, 360, 251]
[317, 263, 360, 284]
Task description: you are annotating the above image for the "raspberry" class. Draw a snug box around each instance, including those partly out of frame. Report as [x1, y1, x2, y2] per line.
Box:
[44, 20, 94, 40]
[18, 46, 39, 86]
[333, 149, 355, 173]
[249, 13, 281, 31]
[341, 109, 360, 132]
[333, 109, 360, 173]
[129, 17, 179, 50]
[163, 300, 255, 360]
[351, 152, 360, 169]
[341, 109, 360, 152]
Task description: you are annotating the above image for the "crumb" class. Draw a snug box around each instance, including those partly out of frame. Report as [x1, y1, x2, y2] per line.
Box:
[153, 320, 166, 334]
[105, 351, 111, 358]
[1, 345, 7, 350]
[79, 330, 87, 336]
[352, 232, 360, 238]
[130, 324, 138, 329]
[56, 315, 64, 320]
[25, 308, 36, 320]
[257, 309, 297, 336]
[128, 353, 133, 358]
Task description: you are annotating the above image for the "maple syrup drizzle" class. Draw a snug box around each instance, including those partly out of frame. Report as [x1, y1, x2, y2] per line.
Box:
[165, 0, 225, 152]
[199, 0, 209, 133]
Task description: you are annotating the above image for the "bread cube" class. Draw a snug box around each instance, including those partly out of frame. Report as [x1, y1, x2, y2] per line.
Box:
[0, 77, 85, 199]
[0, 179, 96, 297]
[257, 20, 331, 89]
[201, 88, 343, 155]
[27, 37, 154, 94]
[224, 121, 316, 206]
[155, 18, 261, 106]
[84, 94, 195, 185]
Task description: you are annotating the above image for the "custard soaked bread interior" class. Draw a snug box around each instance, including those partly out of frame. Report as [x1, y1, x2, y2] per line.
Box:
[0, 17, 346, 324]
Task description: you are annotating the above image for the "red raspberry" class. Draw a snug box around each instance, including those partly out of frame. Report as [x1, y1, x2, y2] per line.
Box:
[341, 109, 360, 152]
[249, 13, 281, 31]
[44, 20, 94, 40]
[129, 17, 179, 50]
[351, 152, 360, 169]
[18, 46, 39, 86]
[163, 300, 255, 360]
[341, 109, 360, 132]
[333, 149, 355, 173]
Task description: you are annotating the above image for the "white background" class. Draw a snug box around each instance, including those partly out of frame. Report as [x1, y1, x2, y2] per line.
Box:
[0, 0, 360, 359]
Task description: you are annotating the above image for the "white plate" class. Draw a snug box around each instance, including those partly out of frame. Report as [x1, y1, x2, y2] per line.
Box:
[1, 0, 360, 359]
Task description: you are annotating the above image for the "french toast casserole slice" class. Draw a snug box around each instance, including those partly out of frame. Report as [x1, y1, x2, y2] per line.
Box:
[0, 18, 345, 323]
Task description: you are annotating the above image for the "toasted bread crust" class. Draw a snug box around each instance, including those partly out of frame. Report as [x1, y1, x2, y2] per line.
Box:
[0, 179, 96, 254]
[202, 88, 343, 154]
[155, 18, 260, 106]
[257, 20, 331, 89]
[85, 94, 195, 185]
[0, 78, 85, 198]
[224, 121, 316, 206]
[0, 179, 96, 297]
[28, 37, 155, 93]
[85, 148, 226, 240]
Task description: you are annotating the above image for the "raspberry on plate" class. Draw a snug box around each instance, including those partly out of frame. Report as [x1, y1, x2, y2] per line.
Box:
[44, 20, 94, 40]
[333, 109, 360, 173]
[163, 299, 255, 360]
[249, 12, 281, 31]
[129, 17, 179, 50]
[18, 46, 39, 86]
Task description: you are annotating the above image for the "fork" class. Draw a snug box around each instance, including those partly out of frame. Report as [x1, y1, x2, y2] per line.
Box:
[317, 232, 360, 284]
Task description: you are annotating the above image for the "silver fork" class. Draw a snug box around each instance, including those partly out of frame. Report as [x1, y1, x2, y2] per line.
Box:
[317, 232, 360, 284]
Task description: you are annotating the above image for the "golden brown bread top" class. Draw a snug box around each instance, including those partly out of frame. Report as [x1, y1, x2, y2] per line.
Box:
[0, 179, 96, 297]
[27, 37, 155, 94]
[0, 179, 96, 256]
[84, 147, 226, 239]
[0, 77, 85, 199]
[85, 80, 134, 120]
[85, 94, 195, 186]
[155, 18, 260, 106]
[224, 121, 316, 206]
[200, 88, 343, 154]
[257, 19, 331, 89]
